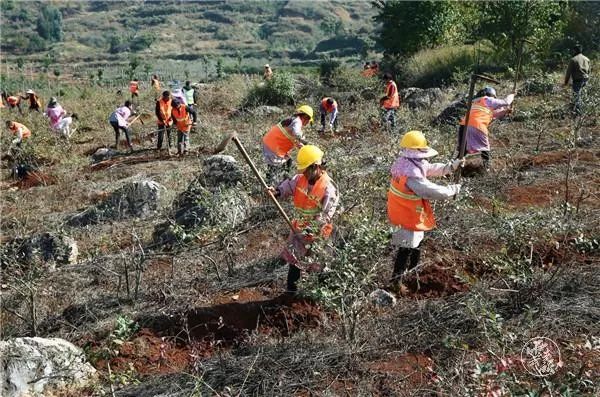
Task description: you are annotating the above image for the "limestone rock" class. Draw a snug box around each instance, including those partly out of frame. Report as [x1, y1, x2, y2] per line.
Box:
[91, 147, 118, 163]
[68, 180, 162, 226]
[0, 337, 96, 397]
[201, 155, 243, 188]
[370, 289, 397, 307]
[435, 99, 468, 126]
[1, 233, 78, 268]
[401, 87, 444, 110]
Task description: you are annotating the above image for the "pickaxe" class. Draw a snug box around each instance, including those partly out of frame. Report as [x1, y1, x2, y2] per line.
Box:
[455, 73, 501, 184]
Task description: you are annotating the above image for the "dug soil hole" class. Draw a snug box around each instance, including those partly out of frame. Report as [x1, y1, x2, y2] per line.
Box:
[402, 264, 469, 298]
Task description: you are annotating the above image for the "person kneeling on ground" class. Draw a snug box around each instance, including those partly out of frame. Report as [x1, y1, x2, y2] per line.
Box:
[109, 100, 134, 151]
[319, 97, 338, 134]
[387, 130, 463, 291]
[269, 145, 339, 292]
[171, 98, 192, 155]
[6, 120, 31, 147]
[262, 105, 313, 186]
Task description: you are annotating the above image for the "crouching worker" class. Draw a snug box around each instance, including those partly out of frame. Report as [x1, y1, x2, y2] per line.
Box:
[109, 100, 134, 151]
[6, 120, 31, 147]
[387, 131, 463, 288]
[171, 98, 191, 155]
[262, 105, 313, 186]
[269, 145, 339, 292]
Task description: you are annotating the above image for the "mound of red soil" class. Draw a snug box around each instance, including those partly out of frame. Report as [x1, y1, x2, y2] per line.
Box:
[367, 353, 437, 391]
[504, 181, 563, 208]
[403, 265, 469, 298]
[516, 149, 597, 170]
[15, 171, 56, 189]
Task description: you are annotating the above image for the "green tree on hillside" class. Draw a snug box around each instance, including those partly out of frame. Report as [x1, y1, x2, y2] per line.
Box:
[36, 5, 63, 42]
[320, 16, 344, 36]
[476, 0, 567, 63]
[372, 0, 459, 56]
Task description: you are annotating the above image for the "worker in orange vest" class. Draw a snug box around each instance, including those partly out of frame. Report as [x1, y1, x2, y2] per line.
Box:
[262, 105, 313, 185]
[129, 79, 140, 102]
[2, 92, 23, 114]
[380, 73, 400, 130]
[6, 120, 32, 147]
[171, 98, 191, 155]
[155, 90, 173, 153]
[457, 87, 514, 170]
[22, 89, 42, 112]
[269, 145, 339, 292]
[387, 131, 463, 288]
[318, 97, 338, 134]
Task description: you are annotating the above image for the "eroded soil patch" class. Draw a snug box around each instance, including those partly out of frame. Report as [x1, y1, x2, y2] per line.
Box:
[402, 264, 469, 298]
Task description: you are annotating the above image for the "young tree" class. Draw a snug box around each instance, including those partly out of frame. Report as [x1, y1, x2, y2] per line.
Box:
[372, 0, 459, 56]
[36, 5, 63, 42]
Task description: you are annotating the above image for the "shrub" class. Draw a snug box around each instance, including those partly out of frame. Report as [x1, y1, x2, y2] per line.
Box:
[242, 72, 296, 107]
[402, 42, 496, 88]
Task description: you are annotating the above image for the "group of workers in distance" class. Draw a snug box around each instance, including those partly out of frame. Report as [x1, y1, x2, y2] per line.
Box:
[2, 89, 77, 148]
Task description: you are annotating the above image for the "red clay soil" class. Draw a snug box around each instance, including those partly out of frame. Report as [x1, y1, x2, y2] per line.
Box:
[504, 181, 563, 208]
[402, 264, 469, 298]
[98, 329, 192, 375]
[367, 353, 437, 392]
[12, 170, 56, 190]
[516, 149, 597, 170]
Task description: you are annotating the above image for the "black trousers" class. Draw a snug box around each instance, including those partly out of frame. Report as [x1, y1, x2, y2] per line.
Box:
[110, 121, 131, 147]
[157, 125, 172, 149]
[187, 105, 197, 123]
[287, 264, 301, 292]
[391, 247, 421, 281]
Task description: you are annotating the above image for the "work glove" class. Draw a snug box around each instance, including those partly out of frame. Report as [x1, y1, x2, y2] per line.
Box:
[450, 158, 465, 171]
[506, 93, 515, 104]
[451, 184, 462, 197]
[11, 138, 20, 145]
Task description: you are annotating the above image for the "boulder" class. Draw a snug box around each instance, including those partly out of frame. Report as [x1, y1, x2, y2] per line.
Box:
[401, 87, 444, 110]
[68, 180, 162, 227]
[435, 99, 468, 126]
[153, 156, 251, 244]
[91, 147, 118, 163]
[250, 106, 283, 117]
[0, 337, 96, 397]
[1, 233, 78, 268]
[369, 289, 397, 307]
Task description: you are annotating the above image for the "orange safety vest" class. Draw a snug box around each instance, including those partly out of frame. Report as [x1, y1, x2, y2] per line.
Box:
[157, 98, 173, 126]
[7, 96, 20, 106]
[382, 80, 400, 109]
[293, 172, 333, 238]
[387, 175, 435, 231]
[9, 122, 31, 139]
[129, 81, 139, 94]
[262, 118, 301, 158]
[321, 98, 337, 113]
[172, 104, 191, 132]
[459, 97, 493, 135]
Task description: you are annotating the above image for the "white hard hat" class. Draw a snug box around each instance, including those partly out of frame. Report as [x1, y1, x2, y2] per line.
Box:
[26, 89, 35, 94]
[264, 64, 270, 68]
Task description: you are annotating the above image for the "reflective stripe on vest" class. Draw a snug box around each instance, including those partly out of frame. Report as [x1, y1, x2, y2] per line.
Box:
[184, 88, 194, 105]
[172, 105, 190, 132]
[158, 99, 172, 126]
[262, 121, 298, 157]
[293, 172, 330, 219]
[10, 122, 31, 138]
[383, 81, 400, 109]
[460, 97, 493, 135]
[387, 175, 435, 231]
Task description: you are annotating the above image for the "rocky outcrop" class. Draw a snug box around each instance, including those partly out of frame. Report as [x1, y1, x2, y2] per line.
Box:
[0, 337, 96, 397]
[401, 87, 444, 110]
[434, 98, 468, 126]
[153, 155, 252, 245]
[68, 180, 162, 227]
[369, 289, 397, 307]
[1, 232, 78, 268]
[91, 147, 118, 163]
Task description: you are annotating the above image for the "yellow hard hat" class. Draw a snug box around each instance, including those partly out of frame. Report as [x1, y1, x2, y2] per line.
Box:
[297, 145, 324, 171]
[295, 105, 314, 123]
[400, 130, 429, 149]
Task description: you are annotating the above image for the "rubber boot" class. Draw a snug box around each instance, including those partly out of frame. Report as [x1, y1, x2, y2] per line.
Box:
[391, 247, 410, 281]
[287, 264, 301, 293]
[408, 248, 421, 271]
